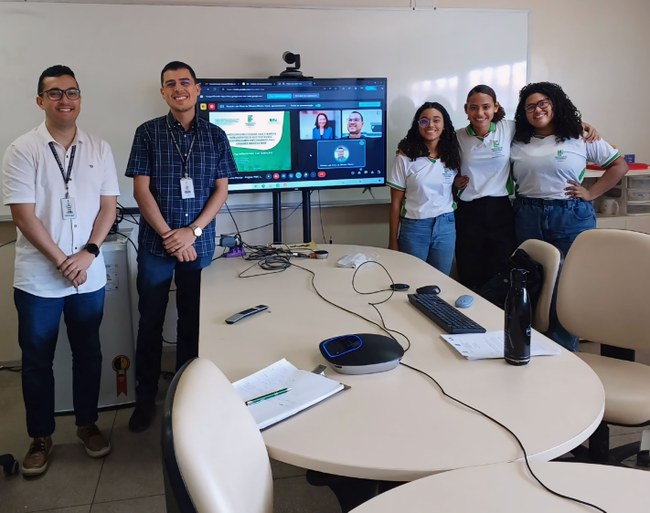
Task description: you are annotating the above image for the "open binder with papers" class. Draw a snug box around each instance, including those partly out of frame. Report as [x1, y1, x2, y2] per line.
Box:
[441, 330, 561, 360]
[233, 358, 346, 430]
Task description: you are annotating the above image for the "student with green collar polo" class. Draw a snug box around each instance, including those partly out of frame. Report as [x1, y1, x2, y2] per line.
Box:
[388, 101, 460, 275]
[511, 81, 628, 350]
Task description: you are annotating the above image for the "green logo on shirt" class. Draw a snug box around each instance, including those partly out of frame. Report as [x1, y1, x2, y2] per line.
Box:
[491, 140, 503, 154]
[555, 149, 567, 162]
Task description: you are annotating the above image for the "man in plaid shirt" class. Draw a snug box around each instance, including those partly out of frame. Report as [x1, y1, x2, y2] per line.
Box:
[125, 61, 236, 432]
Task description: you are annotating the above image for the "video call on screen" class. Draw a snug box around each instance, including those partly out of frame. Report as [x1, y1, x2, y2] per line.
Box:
[197, 77, 387, 192]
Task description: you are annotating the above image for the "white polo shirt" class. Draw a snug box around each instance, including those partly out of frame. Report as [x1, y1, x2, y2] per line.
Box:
[387, 154, 456, 219]
[2, 123, 120, 297]
[511, 135, 619, 200]
[457, 119, 515, 201]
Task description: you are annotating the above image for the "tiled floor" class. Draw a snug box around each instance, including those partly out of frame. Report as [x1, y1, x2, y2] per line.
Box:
[0, 351, 340, 513]
[1, 351, 648, 513]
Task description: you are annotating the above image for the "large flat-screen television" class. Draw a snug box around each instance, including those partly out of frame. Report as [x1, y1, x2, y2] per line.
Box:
[197, 77, 387, 193]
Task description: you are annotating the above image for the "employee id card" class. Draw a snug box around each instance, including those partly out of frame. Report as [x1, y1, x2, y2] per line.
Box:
[61, 197, 77, 219]
[180, 177, 195, 199]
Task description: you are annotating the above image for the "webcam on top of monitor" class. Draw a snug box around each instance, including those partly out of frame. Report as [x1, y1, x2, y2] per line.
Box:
[270, 50, 313, 80]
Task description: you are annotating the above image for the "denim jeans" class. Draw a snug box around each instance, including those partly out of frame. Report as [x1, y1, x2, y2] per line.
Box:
[398, 213, 456, 275]
[512, 197, 596, 258]
[513, 197, 595, 351]
[14, 287, 105, 438]
[135, 249, 212, 400]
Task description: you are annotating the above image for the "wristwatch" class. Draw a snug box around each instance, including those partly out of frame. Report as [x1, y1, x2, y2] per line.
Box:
[84, 243, 100, 257]
[189, 223, 203, 237]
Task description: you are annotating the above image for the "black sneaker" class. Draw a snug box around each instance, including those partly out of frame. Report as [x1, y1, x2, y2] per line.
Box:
[128, 399, 156, 433]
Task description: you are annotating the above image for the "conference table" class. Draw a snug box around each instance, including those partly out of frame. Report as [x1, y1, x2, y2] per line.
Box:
[348, 462, 650, 512]
[199, 244, 604, 481]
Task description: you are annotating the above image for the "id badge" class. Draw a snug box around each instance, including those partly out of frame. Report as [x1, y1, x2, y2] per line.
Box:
[61, 197, 77, 219]
[180, 177, 195, 199]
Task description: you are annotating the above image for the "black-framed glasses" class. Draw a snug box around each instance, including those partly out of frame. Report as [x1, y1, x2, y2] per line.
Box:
[524, 98, 551, 113]
[40, 88, 81, 101]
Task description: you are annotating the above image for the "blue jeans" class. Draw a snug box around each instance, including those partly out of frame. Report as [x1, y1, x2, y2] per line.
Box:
[513, 197, 596, 351]
[14, 287, 105, 438]
[398, 213, 456, 275]
[513, 197, 596, 258]
[135, 249, 212, 400]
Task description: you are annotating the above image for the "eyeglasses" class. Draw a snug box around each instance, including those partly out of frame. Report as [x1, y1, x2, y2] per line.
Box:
[418, 118, 440, 128]
[524, 98, 551, 113]
[40, 88, 81, 101]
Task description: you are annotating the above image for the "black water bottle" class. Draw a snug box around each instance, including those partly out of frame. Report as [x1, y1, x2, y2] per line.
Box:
[504, 268, 531, 365]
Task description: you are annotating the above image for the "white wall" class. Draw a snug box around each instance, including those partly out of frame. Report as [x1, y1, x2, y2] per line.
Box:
[2, 0, 649, 362]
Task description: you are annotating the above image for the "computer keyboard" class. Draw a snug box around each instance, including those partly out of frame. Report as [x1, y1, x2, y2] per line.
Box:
[407, 293, 487, 334]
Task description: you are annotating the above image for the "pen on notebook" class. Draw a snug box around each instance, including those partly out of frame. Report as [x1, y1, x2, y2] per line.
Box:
[245, 387, 291, 406]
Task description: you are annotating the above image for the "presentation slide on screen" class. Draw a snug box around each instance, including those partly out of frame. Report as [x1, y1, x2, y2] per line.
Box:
[208, 111, 291, 172]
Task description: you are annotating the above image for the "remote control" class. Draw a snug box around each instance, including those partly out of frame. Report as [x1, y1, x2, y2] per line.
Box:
[225, 304, 269, 324]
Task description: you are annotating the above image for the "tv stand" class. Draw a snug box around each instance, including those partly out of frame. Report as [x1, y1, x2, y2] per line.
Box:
[272, 189, 313, 244]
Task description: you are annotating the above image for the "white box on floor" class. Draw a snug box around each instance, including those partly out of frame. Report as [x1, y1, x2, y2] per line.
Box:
[53, 231, 136, 413]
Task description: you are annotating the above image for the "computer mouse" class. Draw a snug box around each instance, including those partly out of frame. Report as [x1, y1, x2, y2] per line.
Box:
[416, 285, 441, 295]
[455, 294, 474, 308]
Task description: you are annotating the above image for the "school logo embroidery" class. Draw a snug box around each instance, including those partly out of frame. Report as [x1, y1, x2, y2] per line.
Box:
[491, 140, 503, 154]
[555, 149, 567, 162]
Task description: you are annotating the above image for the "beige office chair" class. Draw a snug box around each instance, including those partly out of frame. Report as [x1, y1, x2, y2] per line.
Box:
[162, 358, 273, 513]
[557, 228, 650, 463]
[515, 239, 562, 333]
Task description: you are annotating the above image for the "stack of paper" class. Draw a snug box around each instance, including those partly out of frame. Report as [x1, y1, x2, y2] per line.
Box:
[441, 331, 561, 360]
[233, 358, 346, 430]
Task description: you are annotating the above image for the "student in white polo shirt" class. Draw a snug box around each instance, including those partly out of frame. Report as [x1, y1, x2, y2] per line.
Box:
[454, 85, 517, 290]
[511, 81, 628, 350]
[387, 101, 460, 275]
[511, 82, 627, 255]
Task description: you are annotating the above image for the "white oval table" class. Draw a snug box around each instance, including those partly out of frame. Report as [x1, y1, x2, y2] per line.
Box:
[349, 462, 650, 512]
[199, 245, 605, 481]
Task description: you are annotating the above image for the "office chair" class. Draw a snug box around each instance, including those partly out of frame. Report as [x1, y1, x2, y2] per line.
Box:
[515, 239, 562, 333]
[161, 358, 273, 513]
[556, 228, 650, 464]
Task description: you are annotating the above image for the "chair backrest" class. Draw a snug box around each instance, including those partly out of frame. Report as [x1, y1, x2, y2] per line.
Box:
[517, 239, 562, 333]
[162, 358, 273, 513]
[557, 229, 650, 351]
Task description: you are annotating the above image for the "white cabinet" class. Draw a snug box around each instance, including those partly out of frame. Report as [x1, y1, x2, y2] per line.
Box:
[587, 167, 650, 234]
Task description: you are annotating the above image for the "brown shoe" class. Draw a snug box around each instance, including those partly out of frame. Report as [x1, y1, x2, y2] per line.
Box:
[76, 424, 111, 458]
[21, 436, 53, 476]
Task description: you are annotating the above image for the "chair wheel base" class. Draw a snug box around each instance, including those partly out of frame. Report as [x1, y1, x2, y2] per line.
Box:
[306, 470, 403, 513]
[637, 450, 650, 467]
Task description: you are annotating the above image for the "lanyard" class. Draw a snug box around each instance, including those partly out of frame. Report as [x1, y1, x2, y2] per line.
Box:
[166, 121, 196, 178]
[48, 142, 76, 198]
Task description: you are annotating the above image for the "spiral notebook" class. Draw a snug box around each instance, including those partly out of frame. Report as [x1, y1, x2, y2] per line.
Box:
[233, 358, 346, 430]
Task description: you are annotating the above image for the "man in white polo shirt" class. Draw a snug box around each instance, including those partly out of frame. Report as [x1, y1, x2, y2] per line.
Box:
[2, 65, 120, 476]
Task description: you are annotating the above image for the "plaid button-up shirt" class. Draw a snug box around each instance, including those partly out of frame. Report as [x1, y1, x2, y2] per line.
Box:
[126, 112, 236, 257]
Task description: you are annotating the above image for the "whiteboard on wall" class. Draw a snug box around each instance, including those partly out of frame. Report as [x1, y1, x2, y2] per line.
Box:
[0, 4, 527, 217]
